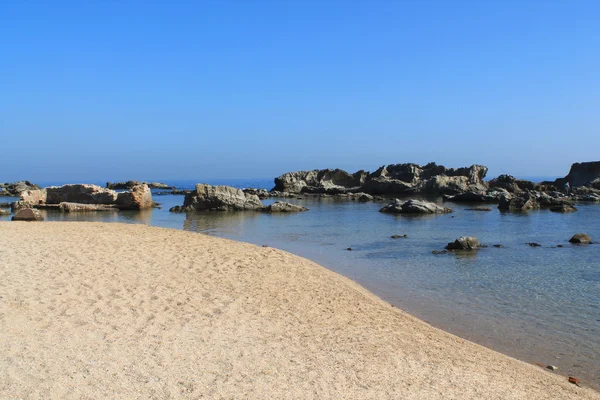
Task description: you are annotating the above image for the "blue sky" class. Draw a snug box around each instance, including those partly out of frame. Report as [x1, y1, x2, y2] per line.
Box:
[1, 0, 599, 182]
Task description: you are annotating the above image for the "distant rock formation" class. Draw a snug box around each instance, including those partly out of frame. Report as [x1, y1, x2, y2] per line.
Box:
[0, 181, 40, 197]
[107, 181, 174, 190]
[273, 163, 488, 196]
[170, 184, 263, 212]
[379, 199, 452, 214]
[488, 175, 536, 193]
[555, 161, 600, 189]
[18, 184, 153, 211]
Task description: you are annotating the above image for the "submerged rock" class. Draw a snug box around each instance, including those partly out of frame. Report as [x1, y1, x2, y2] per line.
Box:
[445, 236, 481, 251]
[380, 199, 452, 214]
[261, 201, 308, 213]
[550, 204, 577, 213]
[12, 208, 44, 221]
[569, 233, 592, 244]
[58, 202, 119, 212]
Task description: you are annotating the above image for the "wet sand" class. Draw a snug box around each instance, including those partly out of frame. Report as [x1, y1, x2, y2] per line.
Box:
[0, 222, 597, 399]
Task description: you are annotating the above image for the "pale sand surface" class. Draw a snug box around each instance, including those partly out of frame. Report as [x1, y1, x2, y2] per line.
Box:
[0, 222, 597, 400]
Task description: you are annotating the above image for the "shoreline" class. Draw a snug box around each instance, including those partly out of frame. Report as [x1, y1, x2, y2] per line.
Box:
[1, 221, 597, 399]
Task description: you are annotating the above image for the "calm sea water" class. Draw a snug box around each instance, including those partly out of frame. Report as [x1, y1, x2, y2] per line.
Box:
[2, 178, 599, 388]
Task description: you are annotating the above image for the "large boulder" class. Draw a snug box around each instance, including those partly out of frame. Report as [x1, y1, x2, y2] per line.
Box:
[171, 184, 263, 212]
[445, 236, 481, 250]
[380, 199, 452, 214]
[555, 161, 600, 189]
[262, 201, 308, 213]
[498, 193, 540, 211]
[11, 208, 44, 221]
[569, 233, 592, 244]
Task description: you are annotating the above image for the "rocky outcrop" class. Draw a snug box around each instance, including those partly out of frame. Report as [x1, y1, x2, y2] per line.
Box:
[12, 208, 44, 221]
[58, 203, 119, 212]
[243, 188, 271, 199]
[261, 201, 308, 213]
[555, 161, 600, 189]
[170, 184, 263, 212]
[445, 236, 481, 250]
[488, 175, 536, 193]
[569, 233, 592, 244]
[273, 163, 488, 196]
[0, 181, 40, 197]
[107, 181, 174, 190]
[498, 193, 540, 211]
[379, 199, 452, 214]
[19, 184, 153, 210]
[273, 169, 368, 194]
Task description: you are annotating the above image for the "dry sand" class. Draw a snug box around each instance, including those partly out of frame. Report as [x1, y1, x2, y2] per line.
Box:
[0, 222, 597, 400]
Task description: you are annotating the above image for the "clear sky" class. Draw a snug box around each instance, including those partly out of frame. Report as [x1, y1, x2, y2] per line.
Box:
[1, 0, 599, 182]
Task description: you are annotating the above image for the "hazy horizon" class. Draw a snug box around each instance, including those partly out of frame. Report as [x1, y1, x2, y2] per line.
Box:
[2, 1, 599, 182]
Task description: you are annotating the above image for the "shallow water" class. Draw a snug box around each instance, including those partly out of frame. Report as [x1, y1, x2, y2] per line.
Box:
[2, 183, 599, 388]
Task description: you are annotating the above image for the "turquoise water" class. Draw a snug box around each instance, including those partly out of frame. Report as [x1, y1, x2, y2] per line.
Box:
[2, 180, 599, 388]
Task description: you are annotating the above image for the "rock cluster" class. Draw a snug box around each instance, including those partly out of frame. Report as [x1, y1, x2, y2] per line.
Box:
[0, 181, 40, 197]
[106, 181, 174, 190]
[274, 163, 488, 196]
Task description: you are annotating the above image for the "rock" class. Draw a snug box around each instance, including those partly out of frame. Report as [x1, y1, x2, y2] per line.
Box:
[11, 208, 44, 221]
[568, 376, 580, 385]
[106, 180, 142, 190]
[19, 184, 154, 210]
[493, 244, 504, 248]
[243, 188, 271, 199]
[557, 244, 564, 248]
[353, 192, 374, 202]
[273, 169, 368, 194]
[0, 209, 10, 216]
[58, 202, 119, 212]
[171, 184, 263, 212]
[488, 175, 536, 193]
[550, 204, 577, 213]
[444, 192, 499, 203]
[466, 206, 493, 211]
[445, 236, 481, 251]
[262, 201, 308, 213]
[573, 193, 600, 202]
[346, 247, 353, 251]
[391, 234, 408, 239]
[498, 193, 540, 211]
[537, 192, 572, 207]
[380, 199, 452, 214]
[0, 202, 11, 208]
[569, 233, 591, 244]
[546, 365, 558, 371]
[555, 161, 600, 189]
[0, 181, 40, 197]
[147, 182, 172, 189]
[527, 242, 542, 247]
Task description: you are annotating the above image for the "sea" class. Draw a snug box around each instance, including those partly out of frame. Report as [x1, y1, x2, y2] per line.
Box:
[2, 177, 599, 388]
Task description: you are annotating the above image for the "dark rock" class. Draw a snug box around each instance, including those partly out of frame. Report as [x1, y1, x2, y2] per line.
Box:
[11, 208, 44, 221]
[493, 244, 504, 248]
[555, 161, 600, 189]
[550, 204, 577, 213]
[527, 242, 542, 247]
[391, 234, 408, 239]
[0, 202, 11, 208]
[346, 247, 353, 251]
[380, 199, 452, 214]
[488, 175, 536, 193]
[498, 193, 540, 211]
[261, 201, 308, 213]
[106, 180, 142, 190]
[569, 233, 591, 244]
[557, 244, 564, 248]
[445, 236, 481, 250]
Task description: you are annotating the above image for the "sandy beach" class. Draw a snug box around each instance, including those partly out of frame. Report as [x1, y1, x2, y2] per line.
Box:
[0, 222, 597, 399]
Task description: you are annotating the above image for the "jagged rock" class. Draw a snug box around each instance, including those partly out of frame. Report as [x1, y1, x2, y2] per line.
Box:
[261, 201, 308, 213]
[171, 184, 263, 212]
[550, 204, 577, 213]
[379, 199, 452, 214]
[445, 236, 481, 250]
[0, 181, 40, 197]
[147, 182, 172, 189]
[488, 175, 536, 193]
[11, 208, 44, 221]
[498, 193, 540, 211]
[273, 163, 488, 195]
[569, 233, 591, 244]
[58, 202, 119, 212]
[536, 192, 572, 207]
[243, 188, 271, 199]
[274, 169, 368, 194]
[555, 161, 600, 189]
[106, 180, 142, 190]
[20, 184, 153, 210]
